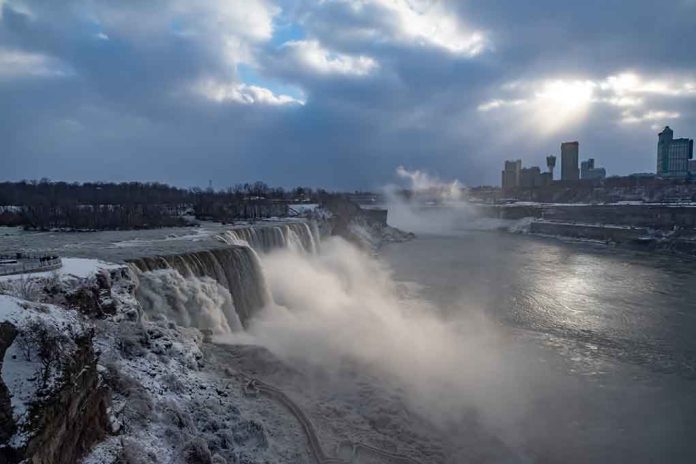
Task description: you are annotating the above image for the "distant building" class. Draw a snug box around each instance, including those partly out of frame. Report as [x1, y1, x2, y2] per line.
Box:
[540, 172, 553, 186]
[561, 142, 580, 181]
[546, 155, 557, 180]
[519, 166, 543, 188]
[502, 160, 522, 190]
[580, 158, 593, 175]
[580, 158, 607, 180]
[657, 126, 693, 178]
[689, 159, 696, 176]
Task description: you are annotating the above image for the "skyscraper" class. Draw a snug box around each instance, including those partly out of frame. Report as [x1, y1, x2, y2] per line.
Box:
[519, 166, 543, 188]
[657, 126, 693, 178]
[561, 142, 580, 181]
[502, 160, 522, 191]
[580, 158, 606, 180]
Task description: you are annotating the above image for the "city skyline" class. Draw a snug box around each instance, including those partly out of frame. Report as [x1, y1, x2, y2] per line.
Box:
[501, 125, 694, 189]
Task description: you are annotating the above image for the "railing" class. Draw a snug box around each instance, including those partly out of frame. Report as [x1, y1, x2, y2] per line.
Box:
[0, 255, 62, 277]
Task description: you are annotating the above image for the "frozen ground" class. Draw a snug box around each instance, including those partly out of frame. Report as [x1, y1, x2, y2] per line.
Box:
[203, 342, 518, 464]
[0, 219, 313, 264]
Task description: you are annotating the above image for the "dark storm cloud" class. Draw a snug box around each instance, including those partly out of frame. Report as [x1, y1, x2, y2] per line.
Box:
[1, 0, 695, 189]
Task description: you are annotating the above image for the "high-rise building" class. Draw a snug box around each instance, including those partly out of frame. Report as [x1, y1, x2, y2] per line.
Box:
[540, 172, 553, 186]
[580, 158, 606, 180]
[657, 126, 693, 178]
[561, 142, 580, 181]
[502, 160, 522, 191]
[519, 166, 543, 188]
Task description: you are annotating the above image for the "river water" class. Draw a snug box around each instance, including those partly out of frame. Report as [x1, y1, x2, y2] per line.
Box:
[381, 231, 696, 463]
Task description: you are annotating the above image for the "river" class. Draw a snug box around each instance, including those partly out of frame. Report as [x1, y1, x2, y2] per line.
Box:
[381, 231, 696, 463]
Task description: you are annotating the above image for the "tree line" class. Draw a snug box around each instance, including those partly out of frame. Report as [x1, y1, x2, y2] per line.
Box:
[0, 180, 328, 230]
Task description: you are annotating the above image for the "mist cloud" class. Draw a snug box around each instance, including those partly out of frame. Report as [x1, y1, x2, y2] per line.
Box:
[231, 238, 541, 436]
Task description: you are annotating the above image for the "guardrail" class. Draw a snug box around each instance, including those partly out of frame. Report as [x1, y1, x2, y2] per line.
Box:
[0, 255, 62, 277]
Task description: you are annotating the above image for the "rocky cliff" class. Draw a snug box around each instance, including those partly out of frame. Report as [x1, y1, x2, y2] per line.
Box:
[0, 264, 132, 463]
[321, 197, 414, 250]
[0, 296, 110, 463]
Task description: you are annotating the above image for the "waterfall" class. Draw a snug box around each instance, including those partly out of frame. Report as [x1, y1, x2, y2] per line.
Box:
[128, 221, 321, 334]
[217, 221, 319, 254]
[128, 246, 271, 329]
[131, 268, 242, 334]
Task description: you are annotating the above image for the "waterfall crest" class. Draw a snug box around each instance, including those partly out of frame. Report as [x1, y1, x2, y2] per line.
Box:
[217, 221, 319, 254]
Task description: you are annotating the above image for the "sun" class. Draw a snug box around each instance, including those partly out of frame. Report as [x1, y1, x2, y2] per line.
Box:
[533, 79, 595, 133]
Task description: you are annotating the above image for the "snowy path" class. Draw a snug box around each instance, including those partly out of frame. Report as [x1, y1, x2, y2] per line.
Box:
[243, 376, 421, 464]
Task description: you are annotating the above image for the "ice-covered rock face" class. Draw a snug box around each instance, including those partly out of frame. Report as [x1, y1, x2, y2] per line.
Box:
[0, 295, 109, 464]
[0, 258, 292, 464]
[0, 321, 18, 444]
[0, 260, 143, 463]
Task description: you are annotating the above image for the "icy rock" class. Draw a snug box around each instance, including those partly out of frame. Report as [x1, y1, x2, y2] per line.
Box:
[232, 420, 268, 450]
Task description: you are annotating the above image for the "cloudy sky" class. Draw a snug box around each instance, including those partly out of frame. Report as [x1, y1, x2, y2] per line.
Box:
[1, 0, 695, 189]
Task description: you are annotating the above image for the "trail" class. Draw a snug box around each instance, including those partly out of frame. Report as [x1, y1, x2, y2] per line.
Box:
[242, 377, 421, 464]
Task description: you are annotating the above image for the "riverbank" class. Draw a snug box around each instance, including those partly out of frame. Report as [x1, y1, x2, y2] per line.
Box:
[472, 203, 696, 257]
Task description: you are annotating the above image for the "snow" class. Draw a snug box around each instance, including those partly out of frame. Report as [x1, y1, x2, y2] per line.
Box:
[289, 203, 319, 213]
[59, 258, 122, 278]
[0, 293, 79, 328]
[84, 318, 313, 464]
[112, 228, 213, 248]
[0, 294, 85, 446]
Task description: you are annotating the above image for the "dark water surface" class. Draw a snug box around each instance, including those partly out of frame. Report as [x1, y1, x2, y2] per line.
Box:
[382, 232, 696, 463]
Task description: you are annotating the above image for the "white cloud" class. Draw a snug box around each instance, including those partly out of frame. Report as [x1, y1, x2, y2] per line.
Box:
[478, 79, 595, 133]
[621, 110, 681, 124]
[477, 98, 525, 112]
[281, 40, 378, 76]
[0, 48, 71, 78]
[478, 72, 696, 132]
[195, 79, 305, 106]
[600, 72, 696, 97]
[97, 0, 277, 42]
[300, 0, 488, 56]
[367, 0, 488, 55]
[89, 0, 279, 69]
[0, 0, 34, 20]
